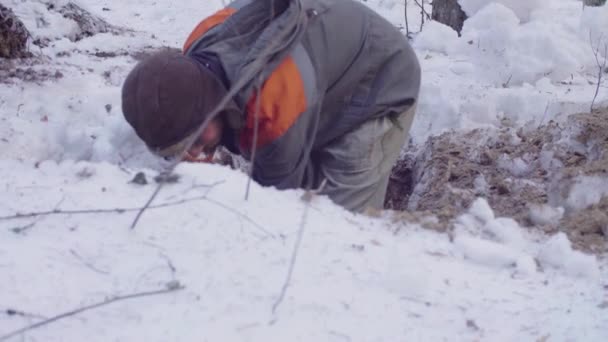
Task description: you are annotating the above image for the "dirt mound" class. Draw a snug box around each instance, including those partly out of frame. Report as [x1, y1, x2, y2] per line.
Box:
[46, 2, 125, 42]
[386, 108, 608, 253]
[0, 4, 30, 58]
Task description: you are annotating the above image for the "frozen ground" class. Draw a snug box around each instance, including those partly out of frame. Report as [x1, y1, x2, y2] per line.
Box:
[1, 0, 607, 341]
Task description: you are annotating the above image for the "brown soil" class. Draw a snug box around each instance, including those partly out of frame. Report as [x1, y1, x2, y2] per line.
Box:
[386, 108, 608, 253]
[0, 58, 65, 84]
[47, 2, 126, 42]
[0, 4, 31, 59]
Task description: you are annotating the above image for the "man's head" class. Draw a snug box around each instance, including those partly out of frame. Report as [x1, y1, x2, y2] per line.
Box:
[121, 50, 228, 160]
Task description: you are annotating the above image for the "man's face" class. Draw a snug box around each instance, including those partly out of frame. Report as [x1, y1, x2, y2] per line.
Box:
[185, 117, 223, 160]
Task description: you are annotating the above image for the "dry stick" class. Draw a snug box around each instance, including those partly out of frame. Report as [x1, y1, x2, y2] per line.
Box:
[245, 78, 263, 201]
[69, 249, 110, 275]
[130, 180, 166, 230]
[413, 0, 431, 19]
[414, 0, 429, 32]
[0, 284, 185, 342]
[404, 0, 410, 38]
[2, 309, 46, 320]
[591, 38, 607, 112]
[203, 197, 275, 238]
[270, 179, 327, 321]
[1, 195, 274, 239]
[270, 200, 310, 321]
[0, 192, 221, 221]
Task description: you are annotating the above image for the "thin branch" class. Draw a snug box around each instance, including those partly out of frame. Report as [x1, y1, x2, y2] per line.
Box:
[130, 177, 167, 230]
[413, 0, 431, 19]
[414, 0, 430, 32]
[0, 283, 185, 341]
[2, 309, 47, 321]
[245, 76, 263, 201]
[404, 0, 410, 38]
[10, 221, 37, 234]
[590, 36, 607, 112]
[203, 197, 275, 238]
[159, 253, 177, 279]
[69, 249, 110, 275]
[270, 179, 327, 323]
[0, 183, 225, 222]
[2, 194, 274, 239]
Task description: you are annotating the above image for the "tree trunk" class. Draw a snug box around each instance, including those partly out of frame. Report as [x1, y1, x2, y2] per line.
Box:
[0, 4, 30, 58]
[431, 0, 467, 35]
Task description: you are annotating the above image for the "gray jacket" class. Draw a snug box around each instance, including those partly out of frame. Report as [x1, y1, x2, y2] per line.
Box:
[185, 0, 421, 190]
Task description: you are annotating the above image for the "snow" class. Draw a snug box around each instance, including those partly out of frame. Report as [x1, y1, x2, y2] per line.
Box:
[453, 198, 600, 280]
[410, 0, 608, 144]
[1, 161, 607, 341]
[529, 204, 565, 226]
[1, 0, 608, 341]
[538, 233, 601, 279]
[414, 21, 459, 54]
[458, 0, 543, 22]
[498, 154, 531, 177]
[566, 175, 608, 210]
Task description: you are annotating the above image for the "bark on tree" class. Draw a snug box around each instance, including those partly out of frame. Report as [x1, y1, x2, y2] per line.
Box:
[431, 0, 467, 35]
[0, 4, 30, 58]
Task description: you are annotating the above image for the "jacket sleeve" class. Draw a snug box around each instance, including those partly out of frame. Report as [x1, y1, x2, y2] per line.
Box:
[249, 102, 321, 190]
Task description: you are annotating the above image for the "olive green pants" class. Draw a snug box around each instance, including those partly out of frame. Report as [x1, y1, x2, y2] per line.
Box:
[315, 105, 417, 212]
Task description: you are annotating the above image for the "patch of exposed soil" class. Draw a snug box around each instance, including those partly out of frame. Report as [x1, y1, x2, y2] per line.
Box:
[0, 4, 31, 58]
[131, 46, 182, 61]
[386, 108, 608, 253]
[0, 57, 64, 84]
[46, 2, 126, 42]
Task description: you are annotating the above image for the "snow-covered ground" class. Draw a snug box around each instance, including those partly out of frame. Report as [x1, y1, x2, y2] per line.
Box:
[1, 161, 606, 341]
[1, 0, 607, 341]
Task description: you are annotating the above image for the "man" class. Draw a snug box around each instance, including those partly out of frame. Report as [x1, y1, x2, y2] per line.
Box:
[122, 0, 421, 212]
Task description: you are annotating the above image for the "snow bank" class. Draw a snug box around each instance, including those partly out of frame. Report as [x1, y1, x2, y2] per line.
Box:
[454, 198, 600, 279]
[528, 204, 564, 226]
[538, 233, 600, 279]
[458, 0, 543, 22]
[411, 0, 608, 143]
[414, 21, 459, 54]
[566, 175, 608, 211]
[456, 3, 592, 86]
[0, 160, 606, 341]
[580, 4, 608, 48]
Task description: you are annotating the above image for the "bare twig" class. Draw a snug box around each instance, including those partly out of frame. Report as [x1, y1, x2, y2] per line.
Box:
[538, 100, 551, 128]
[2, 309, 47, 320]
[130, 174, 168, 230]
[162, 180, 226, 200]
[0, 283, 185, 341]
[203, 197, 275, 238]
[159, 253, 177, 279]
[1, 193, 274, 239]
[404, 0, 410, 38]
[10, 221, 37, 234]
[245, 77, 263, 201]
[69, 249, 110, 275]
[0, 193, 217, 222]
[590, 33, 607, 112]
[414, 0, 430, 32]
[414, 0, 431, 19]
[9, 198, 64, 233]
[270, 179, 327, 322]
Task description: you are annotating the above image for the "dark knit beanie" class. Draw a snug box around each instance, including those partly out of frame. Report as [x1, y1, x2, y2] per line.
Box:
[121, 50, 228, 152]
